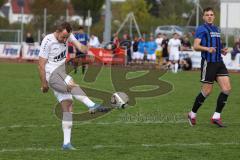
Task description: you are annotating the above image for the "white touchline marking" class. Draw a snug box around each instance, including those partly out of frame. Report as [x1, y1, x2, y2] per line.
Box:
[1, 121, 240, 130]
[0, 121, 186, 130]
[0, 142, 240, 153]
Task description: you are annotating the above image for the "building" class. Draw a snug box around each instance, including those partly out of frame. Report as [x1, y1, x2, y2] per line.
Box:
[1, 0, 33, 24]
[220, 0, 240, 29]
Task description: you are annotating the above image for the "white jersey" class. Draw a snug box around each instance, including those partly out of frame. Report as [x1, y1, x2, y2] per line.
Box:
[168, 38, 181, 55]
[39, 33, 77, 81]
[155, 37, 163, 51]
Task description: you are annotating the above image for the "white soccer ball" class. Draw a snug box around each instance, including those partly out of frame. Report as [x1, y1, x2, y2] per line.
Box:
[110, 92, 129, 109]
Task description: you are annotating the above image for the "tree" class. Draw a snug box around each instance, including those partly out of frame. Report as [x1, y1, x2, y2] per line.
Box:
[145, 0, 160, 17]
[71, 0, 105, 23]
[157, 0, 194, 25]
[0, 0, 4, 7]
[187, 0, 220, 26]
[117, 0, 153, 34]
[30, 0, 66, 33]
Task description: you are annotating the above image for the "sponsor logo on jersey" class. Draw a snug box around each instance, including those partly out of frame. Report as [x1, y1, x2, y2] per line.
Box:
[53, 50, 66, 62]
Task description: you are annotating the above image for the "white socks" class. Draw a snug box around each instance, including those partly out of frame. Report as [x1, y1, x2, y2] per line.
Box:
[190, 111, 196, 118]
[73, 95, 95, 108]
[62, 112, 73, 145]
[174, 63, 178, 73]
[212, 112, 221, 119]
[190, 111, 221, 119]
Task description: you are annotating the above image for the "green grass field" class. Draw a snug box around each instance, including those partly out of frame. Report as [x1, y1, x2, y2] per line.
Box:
[0, 62, 240, 160]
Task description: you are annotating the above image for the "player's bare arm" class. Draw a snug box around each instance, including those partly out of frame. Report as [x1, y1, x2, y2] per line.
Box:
[38, 57, 49, 93]
[167, 46, 170, 55]
[72, 40, 88, 54]
[193, 38, 216, 53]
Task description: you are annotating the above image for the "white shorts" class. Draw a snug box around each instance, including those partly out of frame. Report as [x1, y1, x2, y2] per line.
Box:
[132, 51, 139, 60]
[147, 54, 156, 60]
[169, 52, 179, 61]
[53, 90, 73, 102]
[138, 52, 144, 60]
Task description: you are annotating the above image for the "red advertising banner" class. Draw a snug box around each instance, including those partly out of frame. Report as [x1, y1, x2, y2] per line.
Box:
[87, 47, 126, 64]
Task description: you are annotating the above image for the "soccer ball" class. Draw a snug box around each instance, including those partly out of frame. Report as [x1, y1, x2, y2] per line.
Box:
[110, 92, 129, 109]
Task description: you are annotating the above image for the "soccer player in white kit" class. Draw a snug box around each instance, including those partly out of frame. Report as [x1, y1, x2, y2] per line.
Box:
[38, 22, 108, 150]
[168, 33, 182, 73]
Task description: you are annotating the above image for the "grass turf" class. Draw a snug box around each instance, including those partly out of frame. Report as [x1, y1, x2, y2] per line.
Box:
[0, 62, 240, 160]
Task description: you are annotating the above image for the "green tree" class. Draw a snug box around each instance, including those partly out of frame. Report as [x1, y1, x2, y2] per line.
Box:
[157, 0, 194, 25]
[112, 0, 154, 33]
[30, 0, 66, 33]
[145, 0, 160, 17]
[186, 0, 220, 26]
[71, 0, 104, 23]
[0, 0, 4, 7]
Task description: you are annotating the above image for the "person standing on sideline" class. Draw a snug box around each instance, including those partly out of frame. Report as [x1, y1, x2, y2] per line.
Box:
[187, 7, 231, 127]
[25, 32, 34, 44]
[88, 34, 100, 48]
[73, 26, 89, 74]
[38, 22, 108, 150]
[161, 34, 169, 65]
[146, 35, 157, 63]
[168, 33, 181, 73]
[155, 33, 163, 65]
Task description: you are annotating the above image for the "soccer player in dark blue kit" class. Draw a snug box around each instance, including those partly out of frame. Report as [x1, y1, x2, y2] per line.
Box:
[188, 7, 231, 127]
[73, 26, 89, 74]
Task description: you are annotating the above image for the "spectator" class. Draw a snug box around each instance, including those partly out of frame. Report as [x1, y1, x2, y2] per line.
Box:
[181, 36, 192, 51]
[155, 33, 163, 65]
[89, 34, 100, 48]
[161, 34, 169, 64]
[112, 33, 120, 48]
[231, 42, 240, 60]
[146, 35, 157, 63]
[137, 38, 146, 63]
[168, 33, 182, 73]
[179, 55, 192, 71]
[25, 32, 34, 44]
[120, 33, 132, 64]
[132, 36, 139, 63]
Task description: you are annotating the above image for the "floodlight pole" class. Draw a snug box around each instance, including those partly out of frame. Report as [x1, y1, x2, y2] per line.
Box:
[43, 8, 47, 35]
[103, 0, 111, 43]
[87, 10, 91, 36]
[21, 6, 24, 43]
[196, 0, 199, 27]
[225, 3, 229, 47]
[66, 8, 69, 22]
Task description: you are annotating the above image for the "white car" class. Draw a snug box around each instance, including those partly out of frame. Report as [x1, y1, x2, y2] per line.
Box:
[155, 25, 184, 36]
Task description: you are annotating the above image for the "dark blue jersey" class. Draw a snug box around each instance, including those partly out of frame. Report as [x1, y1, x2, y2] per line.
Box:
[195, 23, 222, 62]
[74, 33, 89, 46]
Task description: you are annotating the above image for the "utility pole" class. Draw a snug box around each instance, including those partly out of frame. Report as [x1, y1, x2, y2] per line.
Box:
[21, 6, 24, 43]
[43, 8, 47, 35]
[225, 3, 229, 47]
[103, 0, 111, 43]
[87, 10, 91, 36]
[18, 0, 25, 43]
[196, 0, 199, 27]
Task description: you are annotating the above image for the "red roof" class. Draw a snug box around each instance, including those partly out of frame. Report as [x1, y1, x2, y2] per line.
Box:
[11, 0, 31, 14]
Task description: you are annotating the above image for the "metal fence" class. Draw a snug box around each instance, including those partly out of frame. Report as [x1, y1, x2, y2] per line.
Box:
[0, 29, 21, 43]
